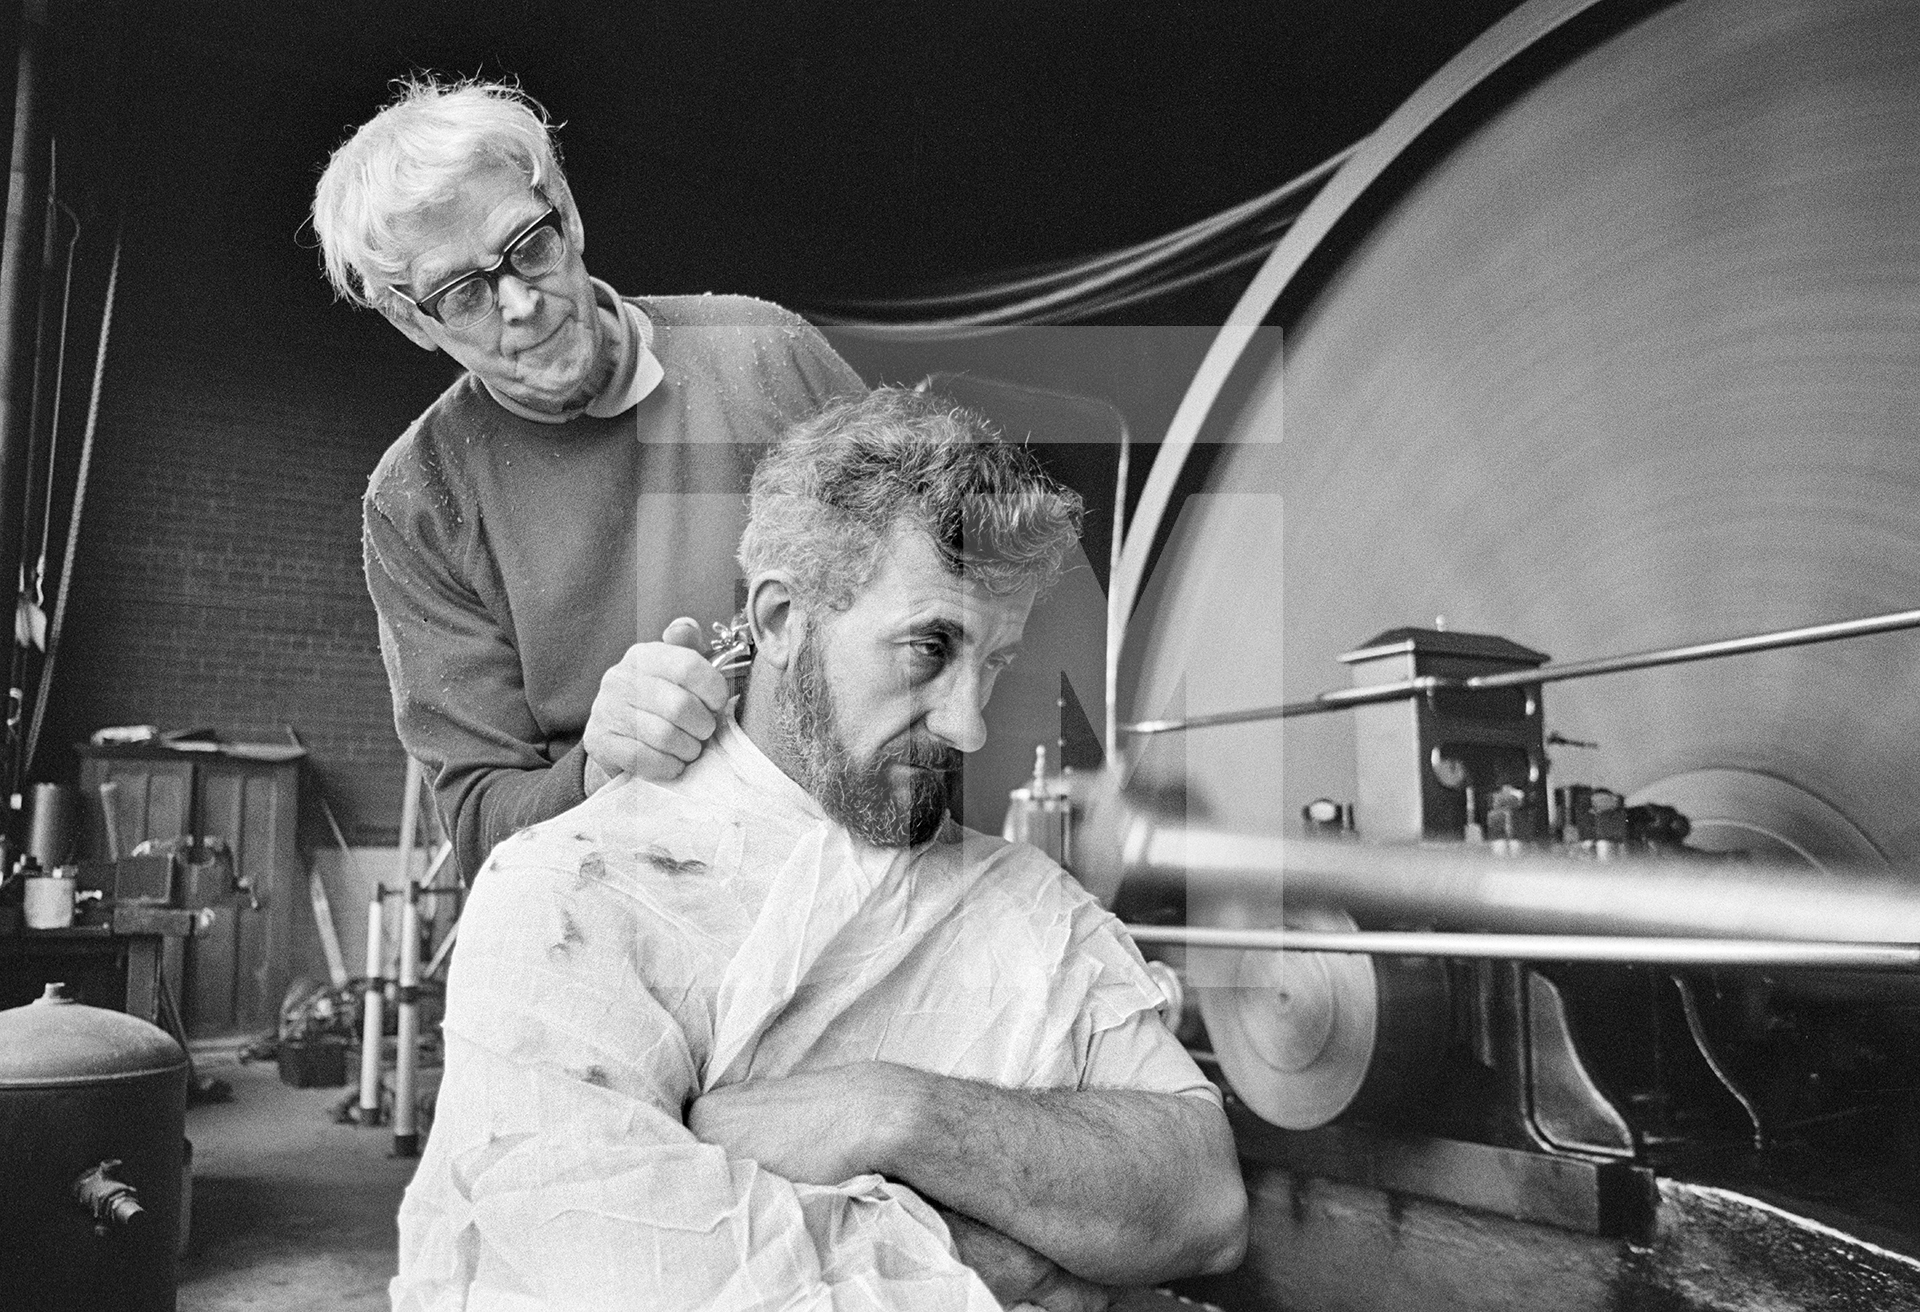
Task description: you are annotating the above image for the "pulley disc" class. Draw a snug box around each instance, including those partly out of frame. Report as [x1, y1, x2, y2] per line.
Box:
[1194, 907, 1449, 1129]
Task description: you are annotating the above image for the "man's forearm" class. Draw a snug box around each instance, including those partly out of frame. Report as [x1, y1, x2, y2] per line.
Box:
[440, 745, 589, 880]
[874, 1069, 1247, 1286]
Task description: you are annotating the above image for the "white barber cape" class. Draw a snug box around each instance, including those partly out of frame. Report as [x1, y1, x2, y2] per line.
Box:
[393, 710, 1214, 1312]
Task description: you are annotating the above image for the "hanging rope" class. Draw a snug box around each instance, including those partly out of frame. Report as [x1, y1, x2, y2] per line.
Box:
[25, 224, 120, 777]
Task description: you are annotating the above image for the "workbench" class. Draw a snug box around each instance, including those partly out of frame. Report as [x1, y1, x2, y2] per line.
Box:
[0, 904, 202, 1027]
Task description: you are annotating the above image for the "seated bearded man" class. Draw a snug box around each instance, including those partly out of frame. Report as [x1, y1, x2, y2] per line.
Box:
[393, 387, 1248, 1311]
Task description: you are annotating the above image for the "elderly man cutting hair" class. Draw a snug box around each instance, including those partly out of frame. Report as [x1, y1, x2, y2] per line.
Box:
[313, 79, 863, 882]
[394, 388, 1247, 1310]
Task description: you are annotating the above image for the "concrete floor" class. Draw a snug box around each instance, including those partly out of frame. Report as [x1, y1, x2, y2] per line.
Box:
[179, 1052, 420, 1312]
[174, 1052, 1218, 1312]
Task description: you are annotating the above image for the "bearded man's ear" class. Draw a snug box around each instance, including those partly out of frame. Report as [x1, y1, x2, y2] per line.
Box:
[747, 573, 800, 671]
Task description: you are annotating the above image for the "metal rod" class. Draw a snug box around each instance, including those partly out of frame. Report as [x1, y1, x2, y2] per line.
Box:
[424, 918, 460, 980]
[357, 891, 385, 1126]
[26, 229, 121, 780]
[1468, 607, 1920, 691]
[388, 756, 427, 1152]
[290, 725, 356, 990]
[394, 756, 424, 892]
[307, 858, 349, 992]
[1126, 677, 1444, 734]
[1123, 923, 1920, 969]
[1105, 416, 1130, 757]
[392, 883, 421, 1158]
[1120, 607, 1920, 736]
[0, 0, 49, 804]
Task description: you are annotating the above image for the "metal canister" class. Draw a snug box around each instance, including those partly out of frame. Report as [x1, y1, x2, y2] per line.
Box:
[1003, 745, 1075, 870]
[0, 983, 187, 1311]
[26, 781, 78, 868]
[23, 866, 77, 929]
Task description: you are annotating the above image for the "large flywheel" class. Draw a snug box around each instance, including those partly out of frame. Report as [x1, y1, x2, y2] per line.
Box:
[1115, 0, 1920, 1128]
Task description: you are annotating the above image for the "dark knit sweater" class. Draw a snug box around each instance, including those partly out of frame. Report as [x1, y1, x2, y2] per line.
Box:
[363, 292, 863, 880]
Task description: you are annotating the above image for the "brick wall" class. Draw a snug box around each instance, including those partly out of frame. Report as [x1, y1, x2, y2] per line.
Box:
[30, 22, 456, 843]
[37, 240, 449, 842]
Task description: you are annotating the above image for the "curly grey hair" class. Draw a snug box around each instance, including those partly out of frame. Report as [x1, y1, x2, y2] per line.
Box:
[738, 387, 1084, 612]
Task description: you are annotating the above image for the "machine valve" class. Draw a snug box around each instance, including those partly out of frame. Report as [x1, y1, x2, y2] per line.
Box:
[1302, 798, 1356, 837]
[1484, 786, 1535, 851]
[73, 1159, 144, 1235]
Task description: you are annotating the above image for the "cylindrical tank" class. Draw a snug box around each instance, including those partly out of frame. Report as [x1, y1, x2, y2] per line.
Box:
[0, 982, 188, 1311]
[26, 781, 78, 868]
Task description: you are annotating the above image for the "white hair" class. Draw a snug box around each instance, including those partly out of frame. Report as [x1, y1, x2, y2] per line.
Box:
[311, 77, 571, 311]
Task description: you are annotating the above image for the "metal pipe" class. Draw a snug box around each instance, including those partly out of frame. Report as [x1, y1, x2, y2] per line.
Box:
[424, 917, 460, 980]
[1123, 923, 1920, 970]
[1120, 607, 1920, 736]
[1105, 416, 1129, 756]
[392, 882, 420, 1158]
[358, 891, 385, 1125]
[395, 756, 424, 891]
[1097, 804, 1920, 946]
[0, 0, 50, 800]
[380, 756, 427, 1144]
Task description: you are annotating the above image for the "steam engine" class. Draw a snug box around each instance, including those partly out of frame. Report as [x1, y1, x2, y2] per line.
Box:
[1054, 0, 1920, 1306]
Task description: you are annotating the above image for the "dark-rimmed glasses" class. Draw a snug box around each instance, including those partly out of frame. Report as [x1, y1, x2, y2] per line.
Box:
[393, 198, 568, 329]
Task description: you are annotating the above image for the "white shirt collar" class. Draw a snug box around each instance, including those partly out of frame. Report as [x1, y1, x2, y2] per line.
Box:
[483, 277, 665, 424]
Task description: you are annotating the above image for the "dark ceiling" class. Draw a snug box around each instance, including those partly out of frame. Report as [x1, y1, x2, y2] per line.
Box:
[43, 0, 1523, 322]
